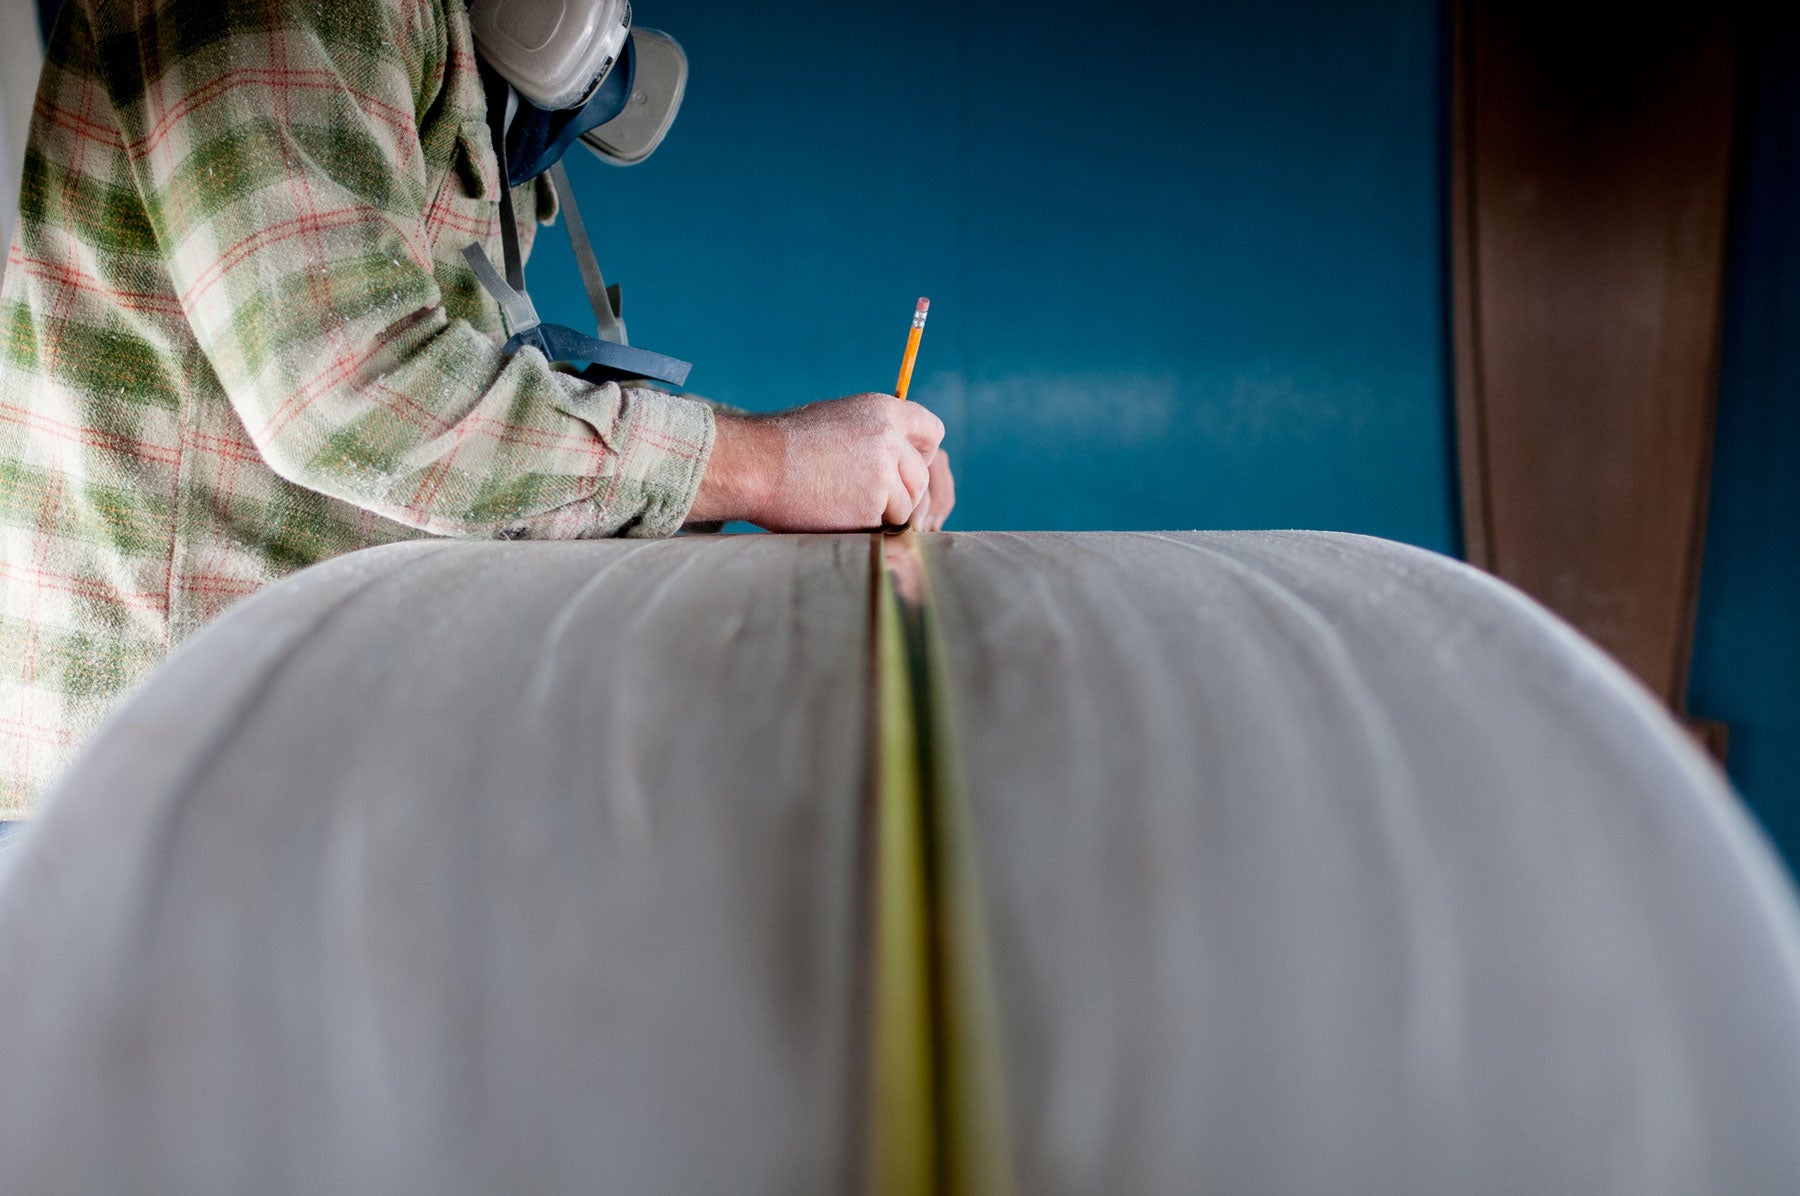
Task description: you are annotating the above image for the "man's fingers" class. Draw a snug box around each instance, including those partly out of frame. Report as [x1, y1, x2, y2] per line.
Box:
[935, 452, 955, 527]
[898, 402, 946, 458]
[897, 450, 928, 506]
[922, 490, 944, 529]
[884, 450, 928, 526]
[884, 476, 916, 526]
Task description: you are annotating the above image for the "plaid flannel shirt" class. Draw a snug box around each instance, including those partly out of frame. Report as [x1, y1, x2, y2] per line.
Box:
[0, 0, 718, 813]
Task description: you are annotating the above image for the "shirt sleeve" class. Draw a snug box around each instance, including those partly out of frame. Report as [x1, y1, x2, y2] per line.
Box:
[97, 0, 713, 539]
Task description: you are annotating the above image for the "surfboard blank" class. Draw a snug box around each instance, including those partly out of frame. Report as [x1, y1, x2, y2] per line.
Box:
[0, 531, 1793, 1193]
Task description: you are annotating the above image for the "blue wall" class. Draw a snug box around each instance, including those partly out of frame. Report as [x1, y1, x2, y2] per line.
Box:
[533, 0, 1457, 547]
[1688, 7, 1800, 869]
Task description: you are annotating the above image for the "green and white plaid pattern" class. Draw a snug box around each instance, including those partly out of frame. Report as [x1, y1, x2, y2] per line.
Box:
[0, 0, 717, 813]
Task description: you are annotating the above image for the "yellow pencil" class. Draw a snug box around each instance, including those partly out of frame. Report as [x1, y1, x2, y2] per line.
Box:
[894, 297, 929, 402]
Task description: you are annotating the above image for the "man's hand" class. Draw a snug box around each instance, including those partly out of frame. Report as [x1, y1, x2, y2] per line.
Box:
[913, 448, 956, 532]
[689, 394, 946, 531]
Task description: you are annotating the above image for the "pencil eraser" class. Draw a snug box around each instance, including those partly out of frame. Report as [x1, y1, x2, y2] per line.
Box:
[916, 297, 930, 313]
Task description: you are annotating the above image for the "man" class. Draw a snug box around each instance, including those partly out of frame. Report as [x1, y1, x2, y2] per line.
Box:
[0, 0, 954, 813]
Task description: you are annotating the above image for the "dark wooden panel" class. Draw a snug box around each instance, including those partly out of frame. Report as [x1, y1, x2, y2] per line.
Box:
[1452, 1, 1737, 704]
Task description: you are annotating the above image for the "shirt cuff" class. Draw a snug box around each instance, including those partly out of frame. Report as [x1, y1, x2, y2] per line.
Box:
[603, 386, 717, 538]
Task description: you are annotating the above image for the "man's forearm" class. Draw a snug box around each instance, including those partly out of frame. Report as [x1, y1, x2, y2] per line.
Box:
[687, 414, 780, 525]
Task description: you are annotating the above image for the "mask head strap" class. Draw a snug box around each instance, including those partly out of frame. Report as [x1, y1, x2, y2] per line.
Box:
[465, 47, 692, 387]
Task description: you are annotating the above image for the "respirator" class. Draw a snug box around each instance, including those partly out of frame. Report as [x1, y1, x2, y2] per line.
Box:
[470, 0, 689, 179]
[464, 0, 694, 386]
